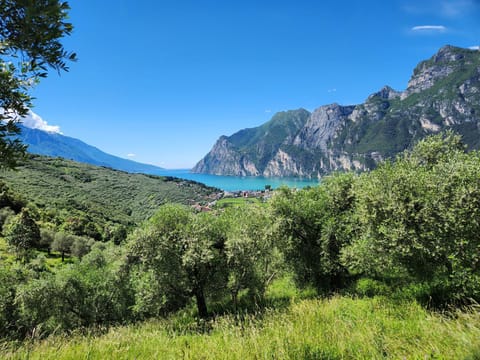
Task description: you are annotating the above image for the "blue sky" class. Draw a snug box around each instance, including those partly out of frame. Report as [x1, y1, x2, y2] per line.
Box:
[28, 0, 480, 168]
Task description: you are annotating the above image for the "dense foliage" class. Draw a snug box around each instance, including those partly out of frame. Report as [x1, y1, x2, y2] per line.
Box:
[271, 173, 356, 291]
[345, 132, 480, 304]
[127, 205, 228, 318]
[4, 208, 40, 262]
[1, 133, 480, 346]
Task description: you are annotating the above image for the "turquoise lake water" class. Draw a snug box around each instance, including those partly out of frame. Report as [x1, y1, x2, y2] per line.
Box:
[151, 169, 320, 192]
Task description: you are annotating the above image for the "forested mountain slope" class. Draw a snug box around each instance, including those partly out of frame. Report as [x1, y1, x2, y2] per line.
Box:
[0, 155, 218, 239]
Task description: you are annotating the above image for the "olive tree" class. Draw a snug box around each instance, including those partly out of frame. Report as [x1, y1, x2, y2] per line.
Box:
[16, 243, 133, 336]
[39, 228, 55, 254]
[126, 204, 228, 319]
[344, 133, 480, 303]
[51, 232, 74, 262]
[70, 235, 94, 259]
[271, 173, 356, 292]
[4, 208, 40, 262]
[223, 204, 281, 307]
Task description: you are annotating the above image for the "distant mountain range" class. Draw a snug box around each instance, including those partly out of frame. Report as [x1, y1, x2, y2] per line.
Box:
[193, 45, 480, 178]
[18, 125, 164, 174]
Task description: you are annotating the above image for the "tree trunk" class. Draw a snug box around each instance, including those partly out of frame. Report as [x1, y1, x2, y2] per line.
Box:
[194, 286, 208, 319]
[231, 290, 238, 312]
[61, 251, 65, 262]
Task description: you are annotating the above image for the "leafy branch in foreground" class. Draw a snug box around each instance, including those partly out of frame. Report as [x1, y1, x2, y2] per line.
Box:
[0, 0, 76, 169]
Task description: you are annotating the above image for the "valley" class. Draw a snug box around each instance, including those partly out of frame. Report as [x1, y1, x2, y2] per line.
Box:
[2, 2, 480, 357]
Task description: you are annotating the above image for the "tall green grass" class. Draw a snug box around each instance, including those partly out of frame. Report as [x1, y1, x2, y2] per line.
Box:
[3, 296, 480, 359]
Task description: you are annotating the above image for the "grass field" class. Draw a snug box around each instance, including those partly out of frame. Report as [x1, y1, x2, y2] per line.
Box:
[214, 197, 262, 209]
[0, 236, 75, 269]
[3, 294, 480, 359]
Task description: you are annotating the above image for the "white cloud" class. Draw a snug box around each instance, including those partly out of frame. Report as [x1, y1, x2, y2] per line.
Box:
[264, 109, 272, 113]
[327, 88, 337, 93]
[469, 45, 480, 50]
[411, 25, 447, 32]
[21, 110, 62, 133]
[126, 153, 136, 158]
[0, 108, 62, 133]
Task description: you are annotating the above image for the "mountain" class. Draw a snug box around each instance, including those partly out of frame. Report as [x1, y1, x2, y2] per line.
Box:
[193, 109, 311, 176]
[18, 125, 164, 174]
[192, 45, 480, 178]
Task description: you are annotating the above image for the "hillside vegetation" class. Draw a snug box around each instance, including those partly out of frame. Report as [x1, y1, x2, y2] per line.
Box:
[1, 133, 480, 358]
[0, 155, 218, 240]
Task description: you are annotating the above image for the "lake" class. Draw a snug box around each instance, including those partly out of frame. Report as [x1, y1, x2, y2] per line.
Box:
[151, 169, 320, 192]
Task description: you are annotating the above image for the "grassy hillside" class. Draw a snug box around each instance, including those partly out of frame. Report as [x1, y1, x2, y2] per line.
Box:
[3, 295, 479, 359]
[0, 155, 218, 231]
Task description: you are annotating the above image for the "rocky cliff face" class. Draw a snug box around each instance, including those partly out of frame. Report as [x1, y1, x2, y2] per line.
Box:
[192, 136, 260, 176]
[192, 45, 480, 178]
[402, 45, 463, 99]
[293, 104, 356, 151]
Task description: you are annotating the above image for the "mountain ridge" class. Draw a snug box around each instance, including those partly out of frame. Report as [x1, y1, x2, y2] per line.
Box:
[18, 125, 165, 174]
[192, 45, 480, 178]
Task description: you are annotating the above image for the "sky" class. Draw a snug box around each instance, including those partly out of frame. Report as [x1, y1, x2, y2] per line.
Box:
[28, 0, 480, 168]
